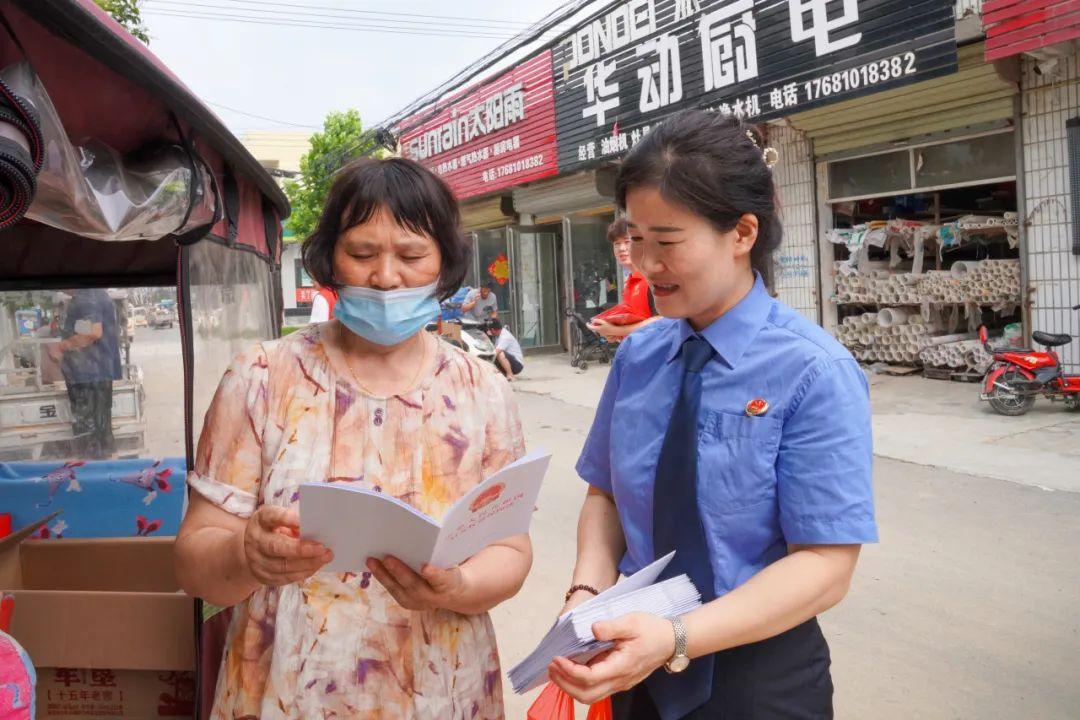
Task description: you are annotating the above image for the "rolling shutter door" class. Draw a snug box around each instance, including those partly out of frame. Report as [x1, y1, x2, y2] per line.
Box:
[789, 43, 1018, 156]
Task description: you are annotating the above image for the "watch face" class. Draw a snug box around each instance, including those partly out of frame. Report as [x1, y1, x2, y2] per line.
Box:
[666, 655, 690, 674]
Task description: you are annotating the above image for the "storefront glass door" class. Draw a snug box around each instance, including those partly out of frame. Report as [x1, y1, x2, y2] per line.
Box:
[567, 213, 618, 321]
[473, 228, 514, 328]
[512, 227, 561, 349]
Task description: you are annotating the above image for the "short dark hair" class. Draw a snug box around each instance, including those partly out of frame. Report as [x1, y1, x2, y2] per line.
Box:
[481, 282, 494, 291]
[606, 217, 629, 243]
[487, 319, 503, 331]
[302, 157, 470, 300]
[614, 110, 781, 288]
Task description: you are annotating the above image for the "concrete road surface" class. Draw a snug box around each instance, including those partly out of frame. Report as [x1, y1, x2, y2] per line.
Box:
[495, 389, 1080, 719]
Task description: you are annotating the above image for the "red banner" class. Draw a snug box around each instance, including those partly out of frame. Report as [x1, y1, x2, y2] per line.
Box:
[398, 50, 558, 200]
[984, 0, 1080, 60]
[296, 287, 316, 304]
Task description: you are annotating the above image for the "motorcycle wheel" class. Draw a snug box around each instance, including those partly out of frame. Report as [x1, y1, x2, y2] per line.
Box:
[1064, 395, 1080, 412]
[987, 370, 1037, 416]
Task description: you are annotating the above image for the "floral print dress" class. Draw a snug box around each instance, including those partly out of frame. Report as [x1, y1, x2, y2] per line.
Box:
[188, 323, 525, 720]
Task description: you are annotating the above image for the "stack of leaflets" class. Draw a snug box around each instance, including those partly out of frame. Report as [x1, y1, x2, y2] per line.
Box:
[508, 552, 701, 693]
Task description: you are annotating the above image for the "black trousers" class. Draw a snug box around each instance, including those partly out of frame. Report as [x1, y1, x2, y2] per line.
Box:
[67, 380, 115, 460]
[612, 618, 833, 720]
[493, 352, 523, 376]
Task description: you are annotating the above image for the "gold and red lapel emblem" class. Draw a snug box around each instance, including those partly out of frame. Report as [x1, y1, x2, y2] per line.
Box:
[745, 398, 769, 416]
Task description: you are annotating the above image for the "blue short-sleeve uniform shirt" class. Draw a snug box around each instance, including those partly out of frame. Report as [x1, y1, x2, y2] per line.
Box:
[576, 275, 877, 596]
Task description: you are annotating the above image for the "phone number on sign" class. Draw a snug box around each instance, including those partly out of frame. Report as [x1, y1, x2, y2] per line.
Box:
[803, 52, 917, 101]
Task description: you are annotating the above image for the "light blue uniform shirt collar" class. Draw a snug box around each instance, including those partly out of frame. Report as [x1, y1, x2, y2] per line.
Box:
[666, 273, 774, 369]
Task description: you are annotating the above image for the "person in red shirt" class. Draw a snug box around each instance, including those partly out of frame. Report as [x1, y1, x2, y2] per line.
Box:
[308, 285, 338, 324]
[589, 218, 659, 342]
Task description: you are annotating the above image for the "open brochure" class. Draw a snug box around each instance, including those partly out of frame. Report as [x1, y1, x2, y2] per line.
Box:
[508, 552, 703, 693]
[299, 449, 550, 573]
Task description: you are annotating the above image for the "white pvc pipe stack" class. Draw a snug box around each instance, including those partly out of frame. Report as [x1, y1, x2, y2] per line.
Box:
[878, 307, 910, 327]
[950, 260, 976, 278]
[832, 247, 1018, 368]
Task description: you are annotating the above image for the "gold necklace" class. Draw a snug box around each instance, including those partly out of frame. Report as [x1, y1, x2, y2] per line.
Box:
[341, 327, 430, 397]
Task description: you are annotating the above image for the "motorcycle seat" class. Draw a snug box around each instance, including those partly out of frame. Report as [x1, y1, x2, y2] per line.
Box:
[1033, 331, 1072, 348]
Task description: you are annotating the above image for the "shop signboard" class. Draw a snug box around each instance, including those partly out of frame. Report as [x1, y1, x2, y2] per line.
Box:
[983, 0, 1080, 61]
[295, 287, 316, 304]
[397, 50, 559, 200]
[552, 0, 958, 172]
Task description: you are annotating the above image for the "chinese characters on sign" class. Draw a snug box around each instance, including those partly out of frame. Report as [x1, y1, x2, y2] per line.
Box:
[637, 33, 684, 113]
[403, 83, 526, 162]
[583, 60, 620, 125]
[701, 0, 758, 93]
[788, 0, 861, 57]
[552, 0, 957, 172]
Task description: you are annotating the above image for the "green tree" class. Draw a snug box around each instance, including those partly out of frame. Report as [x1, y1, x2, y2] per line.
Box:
[284, 109, 377, 243]
[94, 0, 150, 44]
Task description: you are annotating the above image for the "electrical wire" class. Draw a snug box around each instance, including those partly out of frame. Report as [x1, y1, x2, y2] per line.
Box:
[145, 0, 544, 30]
[142, 5, 537, 40]
[207, 101, 320, 129]
[376, 0, 597, 133]
[308, 0, 599, 172]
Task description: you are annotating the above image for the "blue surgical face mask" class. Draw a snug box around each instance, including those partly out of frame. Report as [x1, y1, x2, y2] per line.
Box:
[334, 281, 441, 346]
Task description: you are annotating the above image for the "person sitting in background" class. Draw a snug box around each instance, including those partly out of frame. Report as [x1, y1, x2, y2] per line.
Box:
[588, 218, 660, 342]
[462, 282, 498, 322]
[487, 319, 524, 381]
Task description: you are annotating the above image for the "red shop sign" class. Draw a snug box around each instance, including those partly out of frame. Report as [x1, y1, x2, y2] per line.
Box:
[296, 287, 316, 304]
[398, 50, 558, 200]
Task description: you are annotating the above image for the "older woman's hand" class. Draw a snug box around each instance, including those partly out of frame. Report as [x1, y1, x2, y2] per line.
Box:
[547, 612, 674, 705]
[244, 505, 334, 586]
[366, 556, 468, 612]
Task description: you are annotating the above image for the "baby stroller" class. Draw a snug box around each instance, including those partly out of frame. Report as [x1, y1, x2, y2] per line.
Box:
[567, 309, 615, 370]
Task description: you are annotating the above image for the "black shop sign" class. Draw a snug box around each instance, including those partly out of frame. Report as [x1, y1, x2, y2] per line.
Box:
[552, 0, 958, 173]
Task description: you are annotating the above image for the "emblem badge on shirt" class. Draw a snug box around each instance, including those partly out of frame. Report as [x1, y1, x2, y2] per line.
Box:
[745, 398, 769, 416]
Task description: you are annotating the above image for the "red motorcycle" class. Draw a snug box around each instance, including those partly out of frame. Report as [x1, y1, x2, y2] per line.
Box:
[979, 304, 1080, 416]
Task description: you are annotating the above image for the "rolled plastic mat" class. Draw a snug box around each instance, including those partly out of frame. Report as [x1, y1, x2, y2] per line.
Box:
[0, 74, 43, 230]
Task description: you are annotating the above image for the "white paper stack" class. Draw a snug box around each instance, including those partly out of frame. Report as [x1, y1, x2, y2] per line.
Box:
[508, 552, 702, 694]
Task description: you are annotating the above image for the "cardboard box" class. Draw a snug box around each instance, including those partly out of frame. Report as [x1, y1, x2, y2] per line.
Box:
[0, 516, 196, 718]
[35, 668, 195, 719]
[436, 322, 463, 344]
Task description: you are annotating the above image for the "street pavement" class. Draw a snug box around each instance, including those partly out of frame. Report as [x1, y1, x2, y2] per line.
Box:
[134, 330, 1080, 718]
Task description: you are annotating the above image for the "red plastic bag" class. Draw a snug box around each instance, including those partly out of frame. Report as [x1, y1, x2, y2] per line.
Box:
[586, 696, 613, 720]
[527, 683, 573, 720]
[527, 683, 613, 720]
[591, 302, 650, 326]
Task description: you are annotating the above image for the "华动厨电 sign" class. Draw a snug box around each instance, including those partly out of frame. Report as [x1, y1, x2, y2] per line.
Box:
[552, 0, 958, 173]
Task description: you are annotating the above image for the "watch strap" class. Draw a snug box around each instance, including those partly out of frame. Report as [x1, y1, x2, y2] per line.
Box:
[671, 616, 688, 658]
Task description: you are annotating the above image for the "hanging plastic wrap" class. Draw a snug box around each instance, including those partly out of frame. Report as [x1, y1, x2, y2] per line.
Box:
[0, 62, 217, 242]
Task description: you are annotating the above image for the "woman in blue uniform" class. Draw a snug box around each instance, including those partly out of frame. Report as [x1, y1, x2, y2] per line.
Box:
[549, 110, 877, 720]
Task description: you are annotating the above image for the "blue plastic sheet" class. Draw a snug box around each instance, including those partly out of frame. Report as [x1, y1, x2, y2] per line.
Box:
[0, 457, 186, 538]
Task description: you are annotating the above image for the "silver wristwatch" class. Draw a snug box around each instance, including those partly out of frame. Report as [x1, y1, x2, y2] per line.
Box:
[664, 616, 690, 674]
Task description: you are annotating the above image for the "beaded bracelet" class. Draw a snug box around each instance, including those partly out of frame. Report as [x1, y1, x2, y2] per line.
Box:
[564, 584, 600, 603]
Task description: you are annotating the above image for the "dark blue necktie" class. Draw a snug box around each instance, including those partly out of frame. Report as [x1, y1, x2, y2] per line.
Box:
[646, 335, 716, 720]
